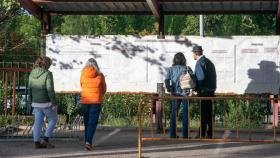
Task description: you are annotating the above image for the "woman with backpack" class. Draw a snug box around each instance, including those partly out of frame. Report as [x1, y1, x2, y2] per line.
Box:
[80, 58, 107, 150]
[164, 52, 195, 138]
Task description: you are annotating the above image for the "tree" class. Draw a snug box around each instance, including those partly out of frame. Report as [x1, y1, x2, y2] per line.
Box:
[0, 6, 277, 62]
[55, 15, 157, 36]
[0, 0, 20, 26]
[181, 15, 200, 35]
[0, 0, 41, 62]
[204, 15, 276, 36]
[0, 0, 21, 52]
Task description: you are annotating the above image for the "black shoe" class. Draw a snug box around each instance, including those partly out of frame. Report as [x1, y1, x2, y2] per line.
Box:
[170, 135, 179, 138]
[195, 135, 206, 139]
[84, 144, 93, 151]
[34, 143, 47, 149]
[206, 135, 213, 139]
[182, 135, 190, 139]
[41, 140, 55, 148]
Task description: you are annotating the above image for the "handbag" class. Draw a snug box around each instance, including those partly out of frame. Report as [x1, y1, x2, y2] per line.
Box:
[179, 66, 196, 89]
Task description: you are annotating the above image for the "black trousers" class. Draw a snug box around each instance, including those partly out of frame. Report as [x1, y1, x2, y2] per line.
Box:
[199, 91, 215, 138]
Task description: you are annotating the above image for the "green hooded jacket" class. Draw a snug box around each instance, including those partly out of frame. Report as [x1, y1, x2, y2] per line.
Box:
[28, 67, 55, 104]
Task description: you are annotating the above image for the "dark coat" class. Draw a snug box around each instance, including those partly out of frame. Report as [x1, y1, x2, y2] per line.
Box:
[194, 55, 217, 95]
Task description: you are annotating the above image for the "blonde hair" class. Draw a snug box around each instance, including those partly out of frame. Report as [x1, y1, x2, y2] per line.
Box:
[85, 58, 100, 73]
[33, 56, 52, 69]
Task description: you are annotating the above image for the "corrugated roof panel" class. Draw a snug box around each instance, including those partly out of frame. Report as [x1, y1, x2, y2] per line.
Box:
[88, 2, 98, 11]
[82, 2, 93, 11]
[134, 2, 143, 11]
[124, 2, 136, 11]
[116, 2, 127, 11]
[63, 3, 76, 12]
[95, 3, 109, 11]
[35, 1, 277, 14]
[130, 2, 148, 11]
[76, 2, 89, 11]
[182, 3, 194, 10]
[231, 2, 248, 11]
[141, 2, 149, 10]
[206, 2, 223, 10]
[171, 2, 178, 10]
[162, 1, 277, 12]
[104, 3, 114, 11]
[271, 1, 278, 10]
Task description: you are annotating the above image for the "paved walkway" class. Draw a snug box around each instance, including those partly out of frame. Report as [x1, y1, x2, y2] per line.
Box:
[1, 128, 280, 158]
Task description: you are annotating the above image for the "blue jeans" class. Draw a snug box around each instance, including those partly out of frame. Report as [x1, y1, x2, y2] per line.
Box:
[170, 98, 188, 138]
[82, 104, 102, 145]
[33, 107, 58, 142]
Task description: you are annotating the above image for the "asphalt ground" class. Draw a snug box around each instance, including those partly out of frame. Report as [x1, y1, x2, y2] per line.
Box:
[1, 128, 280, 158]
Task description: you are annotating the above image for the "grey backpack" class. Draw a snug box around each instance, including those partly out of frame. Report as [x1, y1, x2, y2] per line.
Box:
[179, 67, 196, 89]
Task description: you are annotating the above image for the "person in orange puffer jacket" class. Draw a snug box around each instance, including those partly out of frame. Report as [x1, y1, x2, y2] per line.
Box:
[80, 58, 106, 151]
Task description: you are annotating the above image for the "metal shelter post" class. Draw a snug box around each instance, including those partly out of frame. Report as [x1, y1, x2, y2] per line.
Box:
[276, 0, 280, 35]
[40, 11, 51, 56]
[199, 15, 205, 37]
[158, 6, 165, 39]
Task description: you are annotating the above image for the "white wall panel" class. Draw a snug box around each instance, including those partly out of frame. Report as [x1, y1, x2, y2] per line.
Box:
[47, 35, 280, 94]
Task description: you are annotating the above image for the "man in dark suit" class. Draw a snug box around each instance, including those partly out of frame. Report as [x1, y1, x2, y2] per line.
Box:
[192, 45, 216, 138]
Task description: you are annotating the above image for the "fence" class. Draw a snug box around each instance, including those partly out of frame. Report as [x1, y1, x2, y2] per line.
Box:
[0, 114, 83, 139]
[0, 64, 83, 139]
[0, 62, 31, 115]
[137, 95, 280, 158]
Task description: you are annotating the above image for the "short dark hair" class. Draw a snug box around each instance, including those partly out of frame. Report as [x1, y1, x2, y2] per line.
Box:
[173, 52, 186, 66]
[193, 51, 203, 56]
[192, 45, 203, 56]
[33, 56, 52, 70]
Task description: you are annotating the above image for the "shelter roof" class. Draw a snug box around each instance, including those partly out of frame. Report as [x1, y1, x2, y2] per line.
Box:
[20, 0, 278, 18]
[18, 0, 280, 35]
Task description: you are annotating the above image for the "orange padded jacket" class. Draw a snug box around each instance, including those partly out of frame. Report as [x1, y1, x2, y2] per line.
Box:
[80, 66, 106, 104]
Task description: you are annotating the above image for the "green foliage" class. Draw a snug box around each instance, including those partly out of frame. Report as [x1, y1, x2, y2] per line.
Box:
[101, 93, 145, 126]
[0, 88, 274, 129]
[0, 3, 40, 63]
[0, 81, 5, 114]
[160, 96, 268, 129]
[17, 15, 41, 48]
[56, 94, 81, 122]
[213, 98, 268, 128]
[56, 15, 157, 36]
[53, 93, 149, 127]
[0, 115, 13, 127]
[204, 15, 276, 36]
[0, 81, 4, 100]
[181, 16, 200, 35]
[0, 115, 34, 127]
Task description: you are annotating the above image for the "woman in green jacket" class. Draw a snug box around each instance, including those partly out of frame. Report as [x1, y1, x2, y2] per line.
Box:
[28, 56, 57, 149]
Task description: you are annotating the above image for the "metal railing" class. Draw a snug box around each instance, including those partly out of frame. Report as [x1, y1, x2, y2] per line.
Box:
[0, 67, 32, 116]
[0, 65, 83, 139]
[137, 95, 280, 158]
[0, 115, 83, 139]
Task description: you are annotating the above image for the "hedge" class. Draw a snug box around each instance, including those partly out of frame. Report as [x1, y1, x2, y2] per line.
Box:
[0, 81, 271, 128]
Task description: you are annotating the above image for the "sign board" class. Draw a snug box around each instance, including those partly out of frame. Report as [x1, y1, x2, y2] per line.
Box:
[47, 35, 280, 94]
